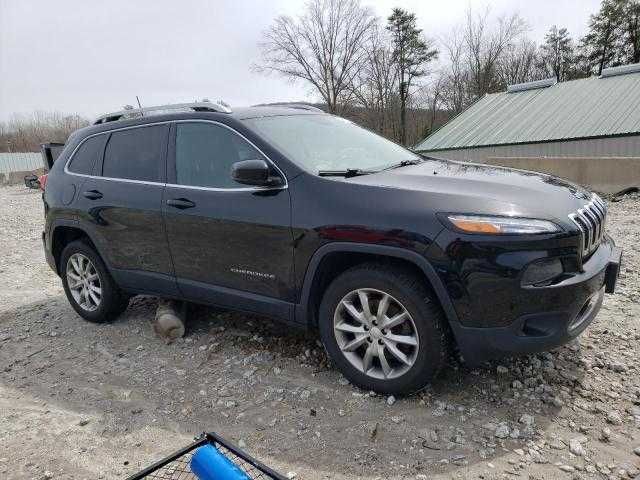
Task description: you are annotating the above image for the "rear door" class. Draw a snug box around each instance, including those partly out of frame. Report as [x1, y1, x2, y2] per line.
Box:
[73, 123, 178, 296]
[162, 120, 293, 318]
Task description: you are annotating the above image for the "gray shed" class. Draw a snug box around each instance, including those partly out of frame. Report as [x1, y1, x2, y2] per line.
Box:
[415, 63, 640, 193]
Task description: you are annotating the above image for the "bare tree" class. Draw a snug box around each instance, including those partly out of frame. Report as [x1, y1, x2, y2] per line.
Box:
[257, 0, 376, 113]
[497, 38, 541, 87]
[464, 8, 528, 97]
[347, 26, 398, 136]
[0, 112, 88, 152]
[414, 75, 444, 139]
[439, 29, 471, 115]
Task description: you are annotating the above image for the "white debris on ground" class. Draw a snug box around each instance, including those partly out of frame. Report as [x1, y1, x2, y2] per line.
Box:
[0, 185, 638, 480]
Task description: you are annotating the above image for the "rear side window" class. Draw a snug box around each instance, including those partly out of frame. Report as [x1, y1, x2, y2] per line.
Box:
[68, 135, 107, 175]
[102, 125, 167, 182]
[175, 122, 264, 188]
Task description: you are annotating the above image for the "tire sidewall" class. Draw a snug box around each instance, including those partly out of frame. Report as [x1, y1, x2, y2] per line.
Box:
[60, 240, 120, 323]
[319, 267, 445, 395]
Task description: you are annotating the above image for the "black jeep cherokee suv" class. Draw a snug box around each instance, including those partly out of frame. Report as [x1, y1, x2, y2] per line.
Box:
[41, 102, 622, 394]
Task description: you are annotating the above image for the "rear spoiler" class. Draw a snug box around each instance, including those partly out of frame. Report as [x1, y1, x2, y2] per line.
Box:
[40, 142, 65, 171]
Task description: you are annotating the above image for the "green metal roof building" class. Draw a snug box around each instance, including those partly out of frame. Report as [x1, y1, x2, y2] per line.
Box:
[415, 63, 640, 162]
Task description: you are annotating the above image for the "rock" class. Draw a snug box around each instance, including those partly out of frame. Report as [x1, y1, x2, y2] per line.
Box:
[512, 380, 523, 389]
[606, 410, 623, 425]
[519, 413, 535, 426]
[494, 423, 510, 439]
[569, 438, 585, 456]
[243, 368, 257, 379]
[299, 390, 310, 400]
[42, 472, 54, 480]
[600, 428, 611, 442]
[610, 361, 627, 373]
[78, 419, 90, 426]
[558, 465, 575, 472]
[496, 365, 509, 375]
[633, 446, 640, 456]
[286, 472, 297, 479]
[238, 439, 246, 448]
[549, 439, 566, 450]
[386, 395, 396, 406]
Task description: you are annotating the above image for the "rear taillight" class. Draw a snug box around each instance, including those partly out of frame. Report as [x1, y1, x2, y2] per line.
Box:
[38, 174, 48, 191]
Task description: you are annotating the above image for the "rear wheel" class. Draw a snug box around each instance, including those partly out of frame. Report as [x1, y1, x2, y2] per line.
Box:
[60, 240, 129, 323]
[319, 263, 448, 394]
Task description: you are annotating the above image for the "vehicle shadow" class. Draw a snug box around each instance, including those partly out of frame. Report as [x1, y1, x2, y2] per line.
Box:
[0, 294, 587, 479]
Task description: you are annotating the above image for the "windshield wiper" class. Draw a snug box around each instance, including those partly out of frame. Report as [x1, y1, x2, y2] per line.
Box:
[382, 158, 425, 171]
[318, 168, 377, 178]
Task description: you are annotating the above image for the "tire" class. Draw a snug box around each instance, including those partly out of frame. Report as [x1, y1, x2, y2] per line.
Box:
[318, 263, 448, 395]
[60, 240, 129, 323]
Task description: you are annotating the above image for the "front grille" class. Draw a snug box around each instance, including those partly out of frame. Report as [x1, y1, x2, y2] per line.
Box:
[568, 194, 607, 258]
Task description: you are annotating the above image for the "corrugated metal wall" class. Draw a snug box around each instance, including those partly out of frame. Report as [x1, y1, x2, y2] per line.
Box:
[0, 153, 42, 173]
[423, 135, 640, 162]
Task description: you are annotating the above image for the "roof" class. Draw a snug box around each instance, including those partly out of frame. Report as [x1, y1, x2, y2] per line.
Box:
[94, 103, 324, 125]
[71, 106, 325, 143]
[416, 64, 640, 152]
[231, 105, 324, 119]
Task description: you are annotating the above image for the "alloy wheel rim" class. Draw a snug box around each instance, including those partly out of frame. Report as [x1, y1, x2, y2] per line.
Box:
[333, 288, 419, 380]
[66, 253, 102, 312]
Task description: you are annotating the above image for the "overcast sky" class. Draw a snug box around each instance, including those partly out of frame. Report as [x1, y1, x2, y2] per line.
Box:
[0, 0, 601, 122]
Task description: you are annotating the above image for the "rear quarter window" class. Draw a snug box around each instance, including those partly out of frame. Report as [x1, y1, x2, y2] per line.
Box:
[102, 125, 168, 182]
[67, 135, 107, 175]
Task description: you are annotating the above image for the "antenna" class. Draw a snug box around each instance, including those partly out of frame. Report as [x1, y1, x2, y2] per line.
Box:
[136, 96, 144, 116]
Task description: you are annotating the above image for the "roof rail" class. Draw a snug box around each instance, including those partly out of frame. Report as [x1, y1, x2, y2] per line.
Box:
[507, 77, 557, 93]
[259, 103, 324, 112]
[93, 101, 232, 125]
[600, 62, 640, 78]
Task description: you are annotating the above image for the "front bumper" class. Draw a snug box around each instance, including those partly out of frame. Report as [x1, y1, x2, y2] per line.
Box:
[452, 240, 622, 365]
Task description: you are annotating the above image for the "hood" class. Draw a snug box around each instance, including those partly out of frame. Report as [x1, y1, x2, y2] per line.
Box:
[348, 158, 594, 224]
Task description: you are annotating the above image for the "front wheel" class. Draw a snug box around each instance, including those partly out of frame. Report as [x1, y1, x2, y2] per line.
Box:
[60, 240, 129, 323]
[319, 263, 449, 395]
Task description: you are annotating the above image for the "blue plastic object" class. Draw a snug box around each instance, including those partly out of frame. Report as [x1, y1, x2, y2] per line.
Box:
[190, 444, 250, 480]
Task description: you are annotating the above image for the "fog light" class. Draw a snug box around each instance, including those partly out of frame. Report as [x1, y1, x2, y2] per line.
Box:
[568, 289, 603, 332]
[522, 257, 563, 286]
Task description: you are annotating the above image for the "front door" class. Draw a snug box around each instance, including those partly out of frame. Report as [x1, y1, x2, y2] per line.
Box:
[162, 121, 293, 319]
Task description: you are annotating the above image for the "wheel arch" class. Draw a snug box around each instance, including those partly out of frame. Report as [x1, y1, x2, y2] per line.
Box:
[51, 221, 101, 274]
[296, 243, 460, 329]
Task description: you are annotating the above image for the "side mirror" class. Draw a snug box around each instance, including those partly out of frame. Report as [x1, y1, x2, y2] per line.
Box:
[231, 159, 283, 187]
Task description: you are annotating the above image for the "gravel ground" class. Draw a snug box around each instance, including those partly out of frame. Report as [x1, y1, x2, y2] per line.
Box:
[0, 184, 639, 480]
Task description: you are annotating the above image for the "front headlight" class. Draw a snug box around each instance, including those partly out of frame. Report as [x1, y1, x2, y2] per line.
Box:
[445, 214, 561, 235]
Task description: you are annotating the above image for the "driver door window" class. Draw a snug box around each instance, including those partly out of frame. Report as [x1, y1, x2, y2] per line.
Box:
[174, 122, 263, 188]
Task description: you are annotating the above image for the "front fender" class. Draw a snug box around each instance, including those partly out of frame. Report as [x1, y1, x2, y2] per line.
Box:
[295, 242, 460, 329]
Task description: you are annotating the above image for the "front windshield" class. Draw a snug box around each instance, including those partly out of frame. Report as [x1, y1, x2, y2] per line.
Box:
[244, 114, 421, 174]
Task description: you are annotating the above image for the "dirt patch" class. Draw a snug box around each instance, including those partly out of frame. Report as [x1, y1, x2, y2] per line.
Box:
[0, 185, 638, 479]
